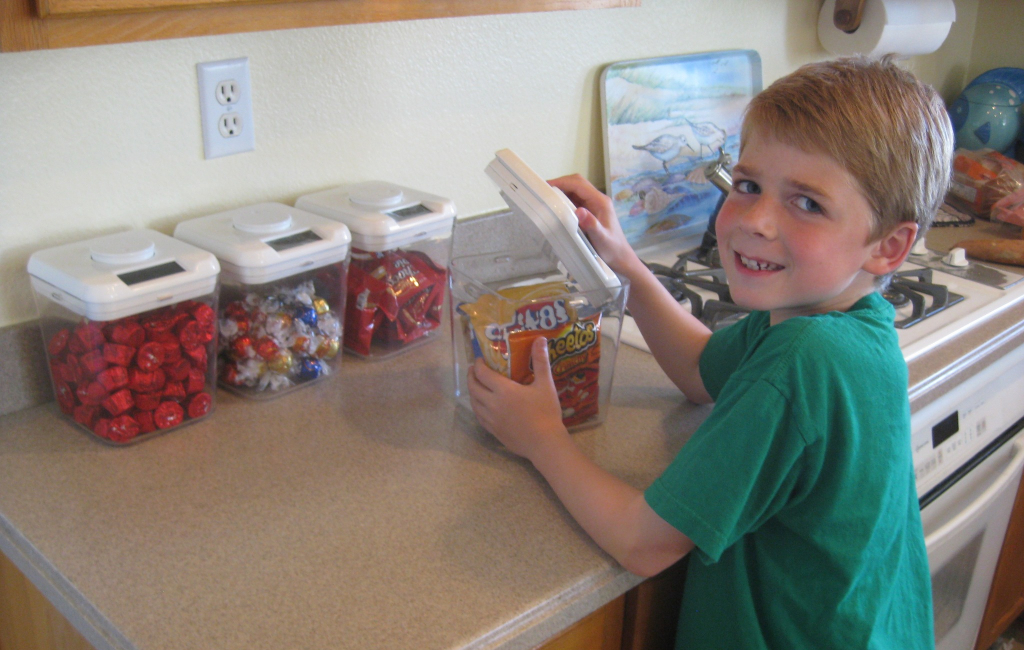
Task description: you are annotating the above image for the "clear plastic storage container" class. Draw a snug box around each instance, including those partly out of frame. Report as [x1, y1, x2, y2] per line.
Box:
[450, 251, 628, 429]
[174, 203, 351, 398]
[295, 181, 455, 359]
[450, 149, 628, 430]
[27, 229, 221, 445]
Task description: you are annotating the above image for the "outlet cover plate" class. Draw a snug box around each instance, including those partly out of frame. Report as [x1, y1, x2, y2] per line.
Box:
[197, 57, 255, 159]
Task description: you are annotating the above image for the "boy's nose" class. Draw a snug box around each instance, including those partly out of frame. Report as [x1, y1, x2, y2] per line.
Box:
[737, 197, 777, 239]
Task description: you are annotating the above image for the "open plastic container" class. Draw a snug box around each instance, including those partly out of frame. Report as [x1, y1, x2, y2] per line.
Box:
[27, 229, 220, 445]
[174, 202, 351, 399]
[295, 181, 455, 359]
[450, 150, 628, 430]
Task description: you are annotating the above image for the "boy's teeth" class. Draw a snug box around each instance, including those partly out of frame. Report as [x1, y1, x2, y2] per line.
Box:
[739, 254, 782, 271]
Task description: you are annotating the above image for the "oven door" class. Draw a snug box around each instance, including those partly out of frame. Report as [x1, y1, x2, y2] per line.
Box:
[922, 427, 1024, 650]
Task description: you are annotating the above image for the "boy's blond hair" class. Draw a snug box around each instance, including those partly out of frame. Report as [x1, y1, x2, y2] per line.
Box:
[741, 55, 954, 242]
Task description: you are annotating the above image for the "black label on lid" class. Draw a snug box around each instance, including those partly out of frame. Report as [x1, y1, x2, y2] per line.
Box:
[117, 261, 187, 286]
[388, 203, 433, 221]
[266, 229, 323, 252]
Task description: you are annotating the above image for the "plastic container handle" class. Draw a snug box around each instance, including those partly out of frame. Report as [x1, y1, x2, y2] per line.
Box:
[925, 438, 1024, 551]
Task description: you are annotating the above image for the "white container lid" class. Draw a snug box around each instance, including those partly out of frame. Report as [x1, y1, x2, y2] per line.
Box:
[173, 202, 352, 285]
[27, 229, 220, 322]
[295, 181, 456, 252]
[485, 149, 620, 302]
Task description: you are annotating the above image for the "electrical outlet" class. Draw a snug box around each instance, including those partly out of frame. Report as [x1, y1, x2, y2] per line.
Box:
[197, 58, 254, 159]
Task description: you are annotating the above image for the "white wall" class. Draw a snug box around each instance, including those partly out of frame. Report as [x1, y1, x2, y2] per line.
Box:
[0, 0, 986, 327]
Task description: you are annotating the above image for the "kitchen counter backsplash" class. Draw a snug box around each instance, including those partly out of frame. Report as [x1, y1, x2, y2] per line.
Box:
[0, 210, 536, 418]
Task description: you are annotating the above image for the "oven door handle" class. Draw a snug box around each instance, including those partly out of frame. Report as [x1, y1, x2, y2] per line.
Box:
[925, 438, 1024, 550]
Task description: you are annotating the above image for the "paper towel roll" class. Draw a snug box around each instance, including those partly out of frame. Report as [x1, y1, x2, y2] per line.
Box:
[818, 0, 956, 58]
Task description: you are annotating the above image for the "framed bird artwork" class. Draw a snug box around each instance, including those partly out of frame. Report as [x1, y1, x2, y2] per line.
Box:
[600, 50, 762, 251]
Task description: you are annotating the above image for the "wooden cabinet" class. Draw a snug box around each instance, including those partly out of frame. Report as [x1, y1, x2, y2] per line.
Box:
[0, 0, 638, 52]
[975, 467, 1024, 650]
[621, 559, 687, 650]
[538, 594, 626, 650]
[537, 559, 687, 650]
[0, 551, 93, 650]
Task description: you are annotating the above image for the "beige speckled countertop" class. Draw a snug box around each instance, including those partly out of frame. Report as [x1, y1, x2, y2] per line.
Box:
[1, 218, 1023, 650]
[0, 324, 710, 650]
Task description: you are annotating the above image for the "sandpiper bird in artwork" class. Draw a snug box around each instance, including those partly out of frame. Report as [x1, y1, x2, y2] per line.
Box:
[633, 134, 686, 172]
[677, 117, 727, 158]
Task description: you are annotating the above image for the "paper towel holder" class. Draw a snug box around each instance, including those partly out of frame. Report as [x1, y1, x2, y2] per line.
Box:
[833, 0, 866, 32]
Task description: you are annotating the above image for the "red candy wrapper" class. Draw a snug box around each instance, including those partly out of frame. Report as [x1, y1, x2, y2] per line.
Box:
[136, 341, 165, 371]
[154, 401, 184, 429]
[108, 320, 145, 347]
[73, 404, 100, 429]
[103, 415, 141, 443]
[102, 342, 135, 367]
[345, 249, 446, 356]
[101, 388, 135, 416]
[79, 350, 107, 376]
[48, 329, 70, 357]
[96, 366, 129, 392]
[186, 392, 212, 419]
[43, 299, 216, 444]
[76, 381, 108, 406]
[134, 391, 163, 411]
[129, 367, 166, 393]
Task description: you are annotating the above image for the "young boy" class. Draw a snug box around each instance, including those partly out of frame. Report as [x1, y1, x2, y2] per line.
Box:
[467, 56, 954, 649]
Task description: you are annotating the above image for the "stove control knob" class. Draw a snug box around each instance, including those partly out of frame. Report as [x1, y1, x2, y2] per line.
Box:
[944, 247, 970, 267]
[910, 238, 929, 257]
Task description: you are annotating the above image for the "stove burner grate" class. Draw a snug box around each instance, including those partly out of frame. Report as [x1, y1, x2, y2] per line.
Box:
[887, 268, 964, 329]
[645, 255, 750, 329]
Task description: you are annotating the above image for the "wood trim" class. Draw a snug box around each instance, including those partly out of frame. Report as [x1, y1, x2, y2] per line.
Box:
[1, 0, 639, 52]
[974, 470, 1024, 650]
[621, 559, 687, 650]
[537, 593, 625, 650]
[0, 551, 95, 650]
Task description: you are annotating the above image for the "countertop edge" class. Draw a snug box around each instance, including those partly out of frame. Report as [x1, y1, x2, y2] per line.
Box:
[467, 568, 643, 650]
[0, 509, 133, 650]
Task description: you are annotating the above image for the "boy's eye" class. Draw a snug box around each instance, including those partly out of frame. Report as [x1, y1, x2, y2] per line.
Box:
[795, 196, 822, 213]
[733, 179, 760, 195]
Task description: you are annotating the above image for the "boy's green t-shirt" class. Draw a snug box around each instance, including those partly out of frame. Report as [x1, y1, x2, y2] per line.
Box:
[644, 292, 934, 650]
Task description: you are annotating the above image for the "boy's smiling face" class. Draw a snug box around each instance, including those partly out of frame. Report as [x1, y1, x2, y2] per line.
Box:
[716, 132, 916, 325]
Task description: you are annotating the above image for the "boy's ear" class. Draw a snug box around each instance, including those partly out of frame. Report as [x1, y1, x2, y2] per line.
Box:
[864, 222, 918, 276]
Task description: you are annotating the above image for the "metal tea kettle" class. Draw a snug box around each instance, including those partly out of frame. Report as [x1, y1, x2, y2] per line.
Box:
[697, 148, 733, 267]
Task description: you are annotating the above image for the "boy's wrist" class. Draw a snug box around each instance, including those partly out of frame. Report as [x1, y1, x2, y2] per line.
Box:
[528, 425, 575, 475]
[614, 249, 649, 283]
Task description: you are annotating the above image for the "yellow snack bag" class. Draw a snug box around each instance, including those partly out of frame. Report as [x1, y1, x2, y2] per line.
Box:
[457, 281, 575, 375]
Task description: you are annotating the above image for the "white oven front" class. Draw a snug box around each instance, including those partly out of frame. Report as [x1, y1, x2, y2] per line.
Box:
[915, 344, 1024, 650]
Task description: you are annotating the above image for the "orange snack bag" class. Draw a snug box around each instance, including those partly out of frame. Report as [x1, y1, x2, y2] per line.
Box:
[507, 314, 602, 427]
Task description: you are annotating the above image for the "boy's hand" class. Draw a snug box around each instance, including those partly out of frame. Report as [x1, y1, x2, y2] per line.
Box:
[467, 336, 569, 460]
[548, 174, 644, 278]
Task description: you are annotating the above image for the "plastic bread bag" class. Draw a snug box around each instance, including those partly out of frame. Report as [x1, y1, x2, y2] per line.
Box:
[991, 187, 1024, 228]
[948, 148, 1024, 219]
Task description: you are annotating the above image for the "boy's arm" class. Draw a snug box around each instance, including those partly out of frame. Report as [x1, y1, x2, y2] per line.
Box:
[468, 338, 694, 577]
[548, 175, 712, 404]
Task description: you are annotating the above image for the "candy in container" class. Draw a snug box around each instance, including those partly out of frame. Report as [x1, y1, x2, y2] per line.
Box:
[295, 181, 455, 359]
[173, 203, 351, 398]
[27, 229, 220, 445]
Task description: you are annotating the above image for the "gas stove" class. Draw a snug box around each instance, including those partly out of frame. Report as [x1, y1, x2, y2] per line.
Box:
[620, 235, 1024, 363]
